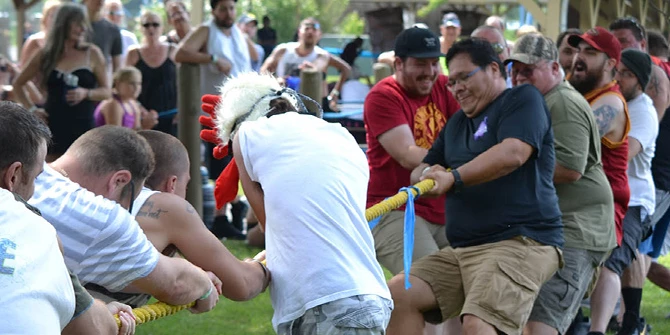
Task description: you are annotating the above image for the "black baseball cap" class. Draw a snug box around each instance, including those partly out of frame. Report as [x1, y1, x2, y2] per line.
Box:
[394, 27, 443, 58]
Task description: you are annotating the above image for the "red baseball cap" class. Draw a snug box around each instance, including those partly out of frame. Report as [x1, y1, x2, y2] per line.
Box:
[568, 26, 622, 65]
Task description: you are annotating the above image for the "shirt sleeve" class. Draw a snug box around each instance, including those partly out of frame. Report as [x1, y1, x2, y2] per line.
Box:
[69, 270, 95, 320]
[496, 85, 551, 156]
[551, 98, 591, 174]
[111, 26, 123, 57]
[423, 125, 448, 167]
[629, 100, 659, 151]
[81, 205, 160, 292]
[364, 84, 408, 139]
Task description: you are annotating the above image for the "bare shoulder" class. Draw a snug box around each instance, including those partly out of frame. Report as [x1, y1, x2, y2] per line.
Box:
[136, 192, 200, 222]
[591, 93, 624, 113]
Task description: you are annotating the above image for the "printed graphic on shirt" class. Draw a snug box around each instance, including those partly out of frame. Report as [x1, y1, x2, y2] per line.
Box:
[0, 238, 16, 275]
[414, 102, 447, 149]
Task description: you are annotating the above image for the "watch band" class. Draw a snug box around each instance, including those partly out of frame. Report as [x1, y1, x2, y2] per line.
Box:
[451, 169, 464, 193]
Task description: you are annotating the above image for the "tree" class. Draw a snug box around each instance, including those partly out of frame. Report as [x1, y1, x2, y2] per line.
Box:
[237, 0, 350, 43]
[417, 0, 446, 17]
[12, 0, 41, 55]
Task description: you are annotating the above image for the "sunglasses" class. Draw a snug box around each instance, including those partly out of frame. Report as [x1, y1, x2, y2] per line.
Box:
[490, 43, 505, 54]
[447, 66, 483, 89]
[142, 22, 160, 28]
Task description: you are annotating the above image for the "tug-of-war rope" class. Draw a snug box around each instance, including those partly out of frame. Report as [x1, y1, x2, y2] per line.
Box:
[114, 178, 437, 327]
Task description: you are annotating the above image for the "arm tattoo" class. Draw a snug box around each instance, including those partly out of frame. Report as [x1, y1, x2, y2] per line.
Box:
[185, 203, 196, 214]
[135, 200, 168, 219]
[592, 105, 618, 137]
[647, 70, 660, 99]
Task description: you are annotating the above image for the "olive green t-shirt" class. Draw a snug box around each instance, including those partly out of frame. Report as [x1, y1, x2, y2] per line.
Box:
[544, 81, 617, 251]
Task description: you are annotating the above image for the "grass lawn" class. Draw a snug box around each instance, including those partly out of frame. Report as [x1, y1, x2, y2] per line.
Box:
[136, 240, 670, 334]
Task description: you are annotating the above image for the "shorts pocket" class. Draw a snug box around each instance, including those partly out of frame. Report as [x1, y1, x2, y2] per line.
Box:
[554, 262, 581, 310]
[332, 304, 386, 329]
[480, 260, 540, 327]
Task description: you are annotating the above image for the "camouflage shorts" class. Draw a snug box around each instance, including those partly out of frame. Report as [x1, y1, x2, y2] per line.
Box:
[277, 294, 393, 335]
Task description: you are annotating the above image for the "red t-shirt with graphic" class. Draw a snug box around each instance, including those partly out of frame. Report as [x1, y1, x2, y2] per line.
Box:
[364, 75, 460, 225]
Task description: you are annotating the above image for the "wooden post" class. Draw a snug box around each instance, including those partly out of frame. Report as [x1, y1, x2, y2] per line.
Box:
[373, 63, 393, 83]
[299, 68, 323, 115]
[177, 63, 203, 217]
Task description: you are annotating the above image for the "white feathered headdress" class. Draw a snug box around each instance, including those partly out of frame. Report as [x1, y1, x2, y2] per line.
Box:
[213, 72, 322, 145]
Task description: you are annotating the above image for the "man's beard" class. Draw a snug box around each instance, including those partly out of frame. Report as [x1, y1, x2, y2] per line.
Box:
[214, 18, 233, 29]
[569, 60, 606, 95]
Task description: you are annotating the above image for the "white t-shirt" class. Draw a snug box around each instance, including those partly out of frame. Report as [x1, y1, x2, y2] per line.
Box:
[0, 189, 75, 334]
[237, 112, 391, 330]
[120, 29, 139, 65]
[627, 93, 659, 215]
[29, 164, 160, 292]
[275, 42, 328, 77]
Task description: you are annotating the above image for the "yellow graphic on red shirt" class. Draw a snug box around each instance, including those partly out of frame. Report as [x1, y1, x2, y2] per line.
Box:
[414, 102, 446, 149]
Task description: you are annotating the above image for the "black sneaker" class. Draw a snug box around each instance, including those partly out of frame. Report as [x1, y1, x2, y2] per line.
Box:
[616, 315, 647, 335]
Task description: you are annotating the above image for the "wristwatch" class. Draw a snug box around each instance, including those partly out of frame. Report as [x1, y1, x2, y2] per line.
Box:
[451, 169, 464, 193]
[210, 54, 218, 64]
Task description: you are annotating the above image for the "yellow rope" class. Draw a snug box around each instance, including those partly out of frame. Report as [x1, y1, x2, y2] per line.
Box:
[365, 179, 435, 222]
[113, 179, 436, 327]
[114, 301, 195, 327]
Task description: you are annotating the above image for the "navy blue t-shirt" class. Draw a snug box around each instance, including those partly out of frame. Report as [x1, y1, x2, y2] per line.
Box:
[424, 84, 563, 248]
[652, 107, 670, 192]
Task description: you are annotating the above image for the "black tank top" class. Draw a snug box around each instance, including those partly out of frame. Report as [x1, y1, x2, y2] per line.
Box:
[44, 51, 98, 154]
[135, 46, 177, 114]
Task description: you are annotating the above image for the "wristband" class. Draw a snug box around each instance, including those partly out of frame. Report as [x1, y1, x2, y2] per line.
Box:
[329, 88, 340, 97]
[198, 285, 213, 301]
[245, 258, 270, 292]
[211, 54, 218, 64]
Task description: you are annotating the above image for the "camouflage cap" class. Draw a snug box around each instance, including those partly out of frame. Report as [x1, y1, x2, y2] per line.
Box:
[504, 33, 558, 65]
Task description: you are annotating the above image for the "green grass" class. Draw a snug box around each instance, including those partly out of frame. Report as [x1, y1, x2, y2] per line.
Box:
[137, 240, 670, 334]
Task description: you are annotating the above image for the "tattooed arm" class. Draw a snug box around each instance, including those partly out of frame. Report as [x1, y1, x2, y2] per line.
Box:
[135, 192, 269, 301]
[645, 65, 670, 120]
[590, 94, 626, 142]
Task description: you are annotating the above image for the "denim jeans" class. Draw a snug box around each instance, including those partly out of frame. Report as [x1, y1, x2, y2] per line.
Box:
[277, 295, 392, 335]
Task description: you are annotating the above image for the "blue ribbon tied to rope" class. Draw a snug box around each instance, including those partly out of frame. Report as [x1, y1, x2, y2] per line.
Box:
[400, 185, 420, 290]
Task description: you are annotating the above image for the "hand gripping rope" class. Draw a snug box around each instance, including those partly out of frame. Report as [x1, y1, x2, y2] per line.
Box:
[114, 179, 436, 327]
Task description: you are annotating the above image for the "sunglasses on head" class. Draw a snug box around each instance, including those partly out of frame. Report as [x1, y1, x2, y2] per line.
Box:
[490, 43, 505, 54]
[142, 22, 160, 28]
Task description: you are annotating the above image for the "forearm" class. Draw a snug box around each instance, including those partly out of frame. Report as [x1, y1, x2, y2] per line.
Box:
[62, 300, 117, 335]
[165, 259, 212, 304]
[333, 67, 350, 93]
[12, 82, 33, 108]
[175, 49, 212, 64]
[225, 260, 269, 301]
[553, 163, 582, 184]
[457, 141, 527, 187]
[396, 146, 429, 170]
[87, 87, 111, 102]
[246, 38, 259, 62]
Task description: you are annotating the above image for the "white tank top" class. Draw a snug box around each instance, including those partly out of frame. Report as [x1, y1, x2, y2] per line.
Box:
[131, 187, 161, 217]
[276, 42, 328, 77]
[237, 112, 392, 330]
[200, 20, 252, 97]
[0, 189, 75, 334]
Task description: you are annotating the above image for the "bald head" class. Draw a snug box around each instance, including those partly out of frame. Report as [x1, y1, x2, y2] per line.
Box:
[485, 16, 505, 32]
[472, 26, 509, 61]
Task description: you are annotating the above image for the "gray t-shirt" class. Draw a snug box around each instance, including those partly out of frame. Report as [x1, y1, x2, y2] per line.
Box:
[545, 80, 616, 251]
[90, 19, 122, 62]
